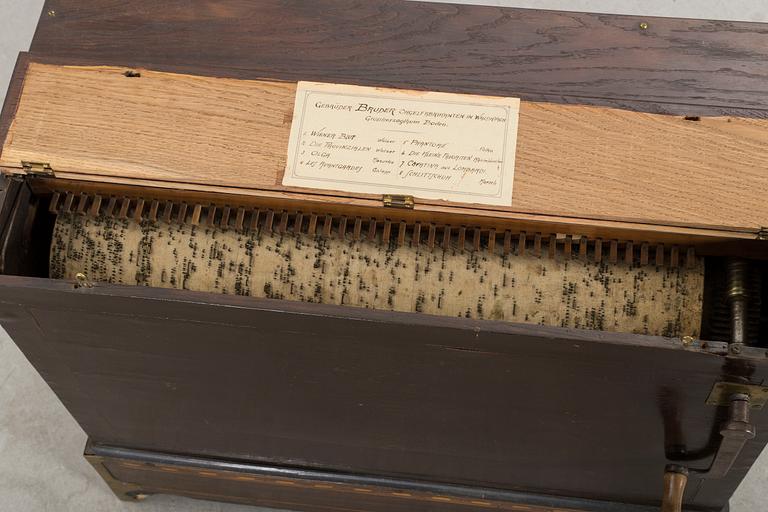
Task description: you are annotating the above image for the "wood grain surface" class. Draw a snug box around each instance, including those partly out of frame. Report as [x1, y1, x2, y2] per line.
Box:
[29, 0, 768, 117]
[3, 63, 767, 233]
[89, 446, 661, 512]
[0, 53, 29, 163]
[0, 275, 763, 511]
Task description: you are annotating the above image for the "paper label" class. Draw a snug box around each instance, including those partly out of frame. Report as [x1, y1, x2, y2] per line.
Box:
[283, 82, 520, 206]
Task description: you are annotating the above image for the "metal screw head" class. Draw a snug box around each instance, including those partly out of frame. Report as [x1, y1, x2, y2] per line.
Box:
[730, 343, 743, 354]
[74, 272, 93, 289]
[47, 9, 56, 17]
[639, 22, 649, 30]
[681, 335, 694, 347]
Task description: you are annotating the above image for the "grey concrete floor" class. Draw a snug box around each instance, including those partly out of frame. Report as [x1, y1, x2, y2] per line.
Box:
[0, 1, 766, 510]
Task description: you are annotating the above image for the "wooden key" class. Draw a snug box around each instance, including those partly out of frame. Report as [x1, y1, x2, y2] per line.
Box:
[248, 209, 261, 232]
[190, 203, 202, 225]
[262, 210, 274, 233]
[279, 211, 290, 233]
[321, 213, 332, 237]
[219, 206, 231, 229]
[640, 243, 649, 265]
[594, 238, 603, 263]
[382, 220, 392, 244]
[235, 207, 245, 231]
[533, 233, 542, 257]
[625, 241, 634, 264]
[76, 194, 88, 215]
[105, 197, 118, 218]
[118, 197, 131, 218]
[148, 200, 160, 223]
[88, 195, 103, 218]
[503, 230, 512, 256]
[397, 221, 406, 246]
[293, 212, 304, 234]
[412, 222, 421, 246]
[161, 201, 174, 223]
[133, 198, 145, 222]
[205, 204, 217, 226]
[49, 192, 61, 214]
[62, 193, 76, 214]
[427, 224, 436, 250]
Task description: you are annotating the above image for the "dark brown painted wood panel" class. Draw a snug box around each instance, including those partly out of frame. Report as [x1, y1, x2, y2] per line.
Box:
[30, 0, 768, 117]
[0, 276, 766, 510]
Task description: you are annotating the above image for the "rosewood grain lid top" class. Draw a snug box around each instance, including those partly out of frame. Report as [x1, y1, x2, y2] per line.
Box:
[29, 0, 768, 116]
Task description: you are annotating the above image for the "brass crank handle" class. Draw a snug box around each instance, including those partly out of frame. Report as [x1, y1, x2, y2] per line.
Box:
[661, 392, 756, 512]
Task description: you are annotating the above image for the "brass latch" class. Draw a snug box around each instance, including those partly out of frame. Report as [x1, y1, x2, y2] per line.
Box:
[21, 161, 54, 176]
[382, 194, 414, 209]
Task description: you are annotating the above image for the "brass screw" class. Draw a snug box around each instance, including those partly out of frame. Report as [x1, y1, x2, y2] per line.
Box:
[74, 272, 93, 289]
[47, 9, 56, 17]
[639, 22, 649, 30]
[681, 335, 694, 347]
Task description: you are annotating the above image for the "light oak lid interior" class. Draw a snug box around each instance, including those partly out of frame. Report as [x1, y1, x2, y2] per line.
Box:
[1, 63, 767, 238]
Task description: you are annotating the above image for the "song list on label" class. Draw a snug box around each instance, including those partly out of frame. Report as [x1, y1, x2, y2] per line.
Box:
[283, 83, 520, 206]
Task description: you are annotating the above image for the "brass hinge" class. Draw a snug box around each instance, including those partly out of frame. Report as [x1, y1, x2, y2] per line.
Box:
[382, 194, 414, 209]
[21, 161, 54, 176]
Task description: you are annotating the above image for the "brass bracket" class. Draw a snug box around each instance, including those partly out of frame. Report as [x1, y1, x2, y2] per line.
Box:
[382, 194, 414, 209]
[706, 382, 768, 409]
[21, 161, 54, 176]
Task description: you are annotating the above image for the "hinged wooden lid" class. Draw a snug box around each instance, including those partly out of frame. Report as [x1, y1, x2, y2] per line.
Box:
[2, 63, 767, 240]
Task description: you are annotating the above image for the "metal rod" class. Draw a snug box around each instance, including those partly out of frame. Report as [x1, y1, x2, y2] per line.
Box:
[726, 258, 749, 346]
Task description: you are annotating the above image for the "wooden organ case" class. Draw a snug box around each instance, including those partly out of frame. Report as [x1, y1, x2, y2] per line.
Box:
[0, 2, 767, 512]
